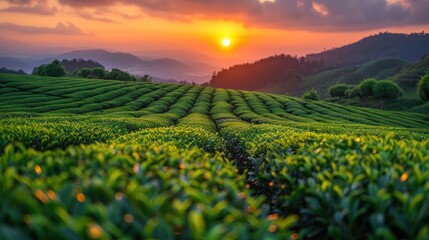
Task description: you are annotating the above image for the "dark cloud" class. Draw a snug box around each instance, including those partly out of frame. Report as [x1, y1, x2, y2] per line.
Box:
[9, 0, 429, 31]
[0, 22, 85, 35]
[141, 0, 429, 31]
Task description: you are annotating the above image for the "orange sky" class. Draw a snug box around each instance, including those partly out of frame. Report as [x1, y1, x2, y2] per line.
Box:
[0, 0, 428, 65]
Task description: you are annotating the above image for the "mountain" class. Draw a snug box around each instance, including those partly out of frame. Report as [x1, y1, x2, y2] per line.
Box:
[56, 49, 211, 83]
[58, 49, 146, 69]
[306, 32, 429, 66]
[210, 32, 429, 95]
[210, 54, 325, 91]
[0, 57, 33, 73]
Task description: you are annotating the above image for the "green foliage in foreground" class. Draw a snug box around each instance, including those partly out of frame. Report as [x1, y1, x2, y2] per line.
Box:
[0, 127, 296, 239]
[1, 73, 429, 239]
[221, 122, 429, 239]
[0, 115, 172, 151]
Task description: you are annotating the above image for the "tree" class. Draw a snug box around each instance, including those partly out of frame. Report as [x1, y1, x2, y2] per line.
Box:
[328, 84, 349, 101]
[74, 68, 92, 78]
[358, 78, 379, 100]
[61, 59, 104, 73]
[44, 60, 66, 77]
[140, 74, 152, 82]
[106, 68, 135, 81]
[303, 89, 320, 101]
[417, 69, 429, 101]
[89, 67, 106, 79]
[372, 81, 403, 109]
[345, 86, 362, 100]
[32, 65, 46, 76]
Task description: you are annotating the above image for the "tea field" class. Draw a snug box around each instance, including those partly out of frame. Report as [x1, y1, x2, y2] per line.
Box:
[1, 73, 429, 239]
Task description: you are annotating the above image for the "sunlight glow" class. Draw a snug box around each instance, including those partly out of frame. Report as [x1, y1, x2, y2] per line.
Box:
[222, 38, 231, 47]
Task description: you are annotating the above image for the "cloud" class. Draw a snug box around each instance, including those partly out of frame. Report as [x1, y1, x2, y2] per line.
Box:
[77, 11, 117, 23]
[54, 0, 429, 31]
[1, 0, 57, 15]
[0, 22, 85, 35]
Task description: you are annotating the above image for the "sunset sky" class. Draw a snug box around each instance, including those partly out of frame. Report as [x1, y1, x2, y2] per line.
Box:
[1, 0, 428, 64]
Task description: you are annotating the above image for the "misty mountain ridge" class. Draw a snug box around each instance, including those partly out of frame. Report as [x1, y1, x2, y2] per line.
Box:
[0, 57, 33, 73]
[0, 49, 214, 83]
[1, 32, 429, 86]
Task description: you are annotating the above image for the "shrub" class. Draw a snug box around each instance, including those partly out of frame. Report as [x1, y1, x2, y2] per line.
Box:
[417, 69, 429, 101]
[303, 89, 320, 101]
[373, 80, 403, 109]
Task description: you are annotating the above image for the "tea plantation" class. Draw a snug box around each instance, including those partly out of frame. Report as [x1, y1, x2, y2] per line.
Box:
[1, 73, 429, 239]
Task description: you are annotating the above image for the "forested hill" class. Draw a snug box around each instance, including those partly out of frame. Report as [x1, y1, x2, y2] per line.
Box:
[306, 32, 429, 66]
[210, 54, 324, 90]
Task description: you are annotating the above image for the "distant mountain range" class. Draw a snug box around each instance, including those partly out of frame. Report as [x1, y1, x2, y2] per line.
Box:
[0, 57, 33, 73]
[0, 49, 214, 83]
[1, 32, 429, 87]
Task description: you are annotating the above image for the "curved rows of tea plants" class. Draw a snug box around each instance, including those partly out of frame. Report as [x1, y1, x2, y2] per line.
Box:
[1, 73, 429, 239]
[219, 122, 429, 239]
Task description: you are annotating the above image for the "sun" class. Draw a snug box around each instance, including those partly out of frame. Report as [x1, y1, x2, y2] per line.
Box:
[221, 38, 231, 47]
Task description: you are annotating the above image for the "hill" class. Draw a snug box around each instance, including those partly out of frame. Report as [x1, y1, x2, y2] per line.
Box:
[1, 73, 429, 239]
[1, 49, 213, 83]
[388, 55, 429, 90]
[211, 32, 429, 94]
[329, 55, 429, 113]
[210, 54, 324, 91]
[58, 49, 145, 69]
[261, 57, 409, 98]
[306, 32, 429, 66]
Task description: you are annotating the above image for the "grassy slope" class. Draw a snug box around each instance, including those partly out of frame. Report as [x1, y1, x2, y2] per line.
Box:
[260, 58, 409, 98]
[329, 55, 429, 113]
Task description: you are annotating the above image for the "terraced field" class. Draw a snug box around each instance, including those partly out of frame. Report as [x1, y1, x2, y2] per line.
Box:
[1, 73, 429, 239]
